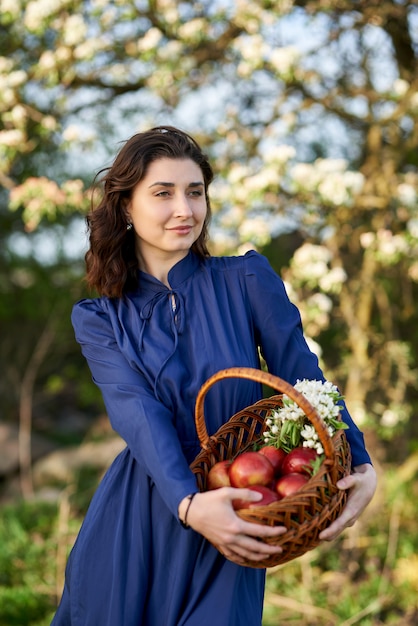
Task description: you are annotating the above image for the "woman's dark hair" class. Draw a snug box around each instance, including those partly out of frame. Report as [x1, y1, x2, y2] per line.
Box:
[85, 126, 214, 297]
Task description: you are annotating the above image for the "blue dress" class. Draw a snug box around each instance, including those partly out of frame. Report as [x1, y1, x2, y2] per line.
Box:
[52, 251, 370, 626]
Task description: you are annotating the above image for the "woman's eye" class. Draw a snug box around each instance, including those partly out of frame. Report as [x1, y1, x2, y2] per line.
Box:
[189, 189, 203, 197]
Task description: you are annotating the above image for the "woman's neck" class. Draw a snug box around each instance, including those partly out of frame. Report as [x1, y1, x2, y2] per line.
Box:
[137, 250, 189, 287]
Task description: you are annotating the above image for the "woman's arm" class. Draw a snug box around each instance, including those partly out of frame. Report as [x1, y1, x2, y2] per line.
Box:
[72, 299, 198, 518]
[243, 251, 371, 466]
[242, 252, 377, 536]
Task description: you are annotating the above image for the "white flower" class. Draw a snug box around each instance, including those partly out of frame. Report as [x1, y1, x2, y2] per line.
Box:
[62, 125, 81, 142]
[380, 409, 399, 427]
[138, 27, 163, 52]
[360, 232, 375, 249]
[318, 174, 350, 205]
[270, 46, 300, 74]
[0, 0, 20, 17]
[343, 171, 364, 195]
[178, 19, 207, 41]
[303, 439, 315, 448]
[293, 243, 331, 266]
[301, 425, 316, 439]
[316, 158, 348, 173]
[39, 51, 56, 70]
[375, 229, 408, 261]
[41, 115, 57, 131]
[392, 79, 409, 96]
[238, 217, 271, 246]
[63, 14, 87, 46]
[263, 379, 346, 454]
[0, 129, 25, 147]
[9, 105, 27, 124]
[397, 183, 416, 207]
[407, 218, 418, 239]
[291, 162, 320, 189]
[24, 0, 63, 31]
[74, 38, 107, 60]
[264, 144, 296, 164]
[308, 293, 333, 313]
[319, 267, 347, 293]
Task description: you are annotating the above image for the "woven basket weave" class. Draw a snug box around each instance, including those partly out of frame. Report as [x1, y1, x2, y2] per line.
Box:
[190, 367, 351, 568]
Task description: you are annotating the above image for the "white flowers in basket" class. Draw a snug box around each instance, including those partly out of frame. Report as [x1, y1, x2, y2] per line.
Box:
[263, 379, 348, 455]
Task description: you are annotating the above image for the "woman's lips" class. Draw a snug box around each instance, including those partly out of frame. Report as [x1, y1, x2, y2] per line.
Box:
[168, 225, 193, 234]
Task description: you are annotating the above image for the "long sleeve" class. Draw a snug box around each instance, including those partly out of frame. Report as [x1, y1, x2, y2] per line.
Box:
[242, 252, 371, 467]
[72, 299, 199, 519]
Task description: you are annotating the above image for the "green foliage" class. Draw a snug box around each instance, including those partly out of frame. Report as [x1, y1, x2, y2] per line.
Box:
[0, 501, 60, 625]
[0, 587, 51, 626]
[0, 466, 107, 625]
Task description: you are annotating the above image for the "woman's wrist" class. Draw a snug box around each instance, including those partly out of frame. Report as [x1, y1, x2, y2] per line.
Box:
[353, 463, 374, 474]
[178, 493, 197, 529]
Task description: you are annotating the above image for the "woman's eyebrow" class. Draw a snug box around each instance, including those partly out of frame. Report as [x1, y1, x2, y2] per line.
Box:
[148, 181, 174, 188]
[148, 181, 204, 188]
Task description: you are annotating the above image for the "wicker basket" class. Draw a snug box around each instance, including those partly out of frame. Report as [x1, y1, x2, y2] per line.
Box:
[190, 367, 351, 568]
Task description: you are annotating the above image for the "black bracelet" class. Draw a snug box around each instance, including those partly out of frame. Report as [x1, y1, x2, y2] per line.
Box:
[179, 493, 197, 529]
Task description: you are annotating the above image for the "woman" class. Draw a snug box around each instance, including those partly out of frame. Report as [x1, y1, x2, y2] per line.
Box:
[52, 126, 376, 625]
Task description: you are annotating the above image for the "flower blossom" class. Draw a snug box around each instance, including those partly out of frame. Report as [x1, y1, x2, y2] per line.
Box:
[263, 379, 347, 454]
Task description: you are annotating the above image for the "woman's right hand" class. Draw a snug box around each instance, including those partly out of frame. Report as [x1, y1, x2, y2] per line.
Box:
[181, 488, 287, 565]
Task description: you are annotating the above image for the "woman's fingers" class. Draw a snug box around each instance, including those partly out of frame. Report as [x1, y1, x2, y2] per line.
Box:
[188, 487, 288, 563]
[218, 528, 285, 563]
[218, 488, 288, 561]
[221, 534, 281, 563]
[319, 463, 377, 541]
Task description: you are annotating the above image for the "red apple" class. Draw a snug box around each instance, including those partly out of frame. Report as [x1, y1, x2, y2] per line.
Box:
[281, 446, 317, 476]
[207, 460, 232, 490]
[258, 446, 287, 477]
[233, 485, 280, 510]
[275, 473, 309, 498]
[229, 451, 275, 488]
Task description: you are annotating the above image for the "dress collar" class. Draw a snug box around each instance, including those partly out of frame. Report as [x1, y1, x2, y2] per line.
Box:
[137, 251, 201, 291]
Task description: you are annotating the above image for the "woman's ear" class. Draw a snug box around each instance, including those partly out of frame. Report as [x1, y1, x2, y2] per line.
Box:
[122, 198, 132, 226]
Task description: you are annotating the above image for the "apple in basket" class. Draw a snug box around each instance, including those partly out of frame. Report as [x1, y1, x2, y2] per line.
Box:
[207, 460, 232, 490]
[229, 451, 275, 488]
[258, 446, 287, 477]
[233, 485, 280, 510]
[281, 446, 317, 477]
[275, 473, 310, 498]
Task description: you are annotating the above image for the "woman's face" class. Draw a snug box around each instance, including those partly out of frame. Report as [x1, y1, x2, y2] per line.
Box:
[127, 157, 207, 274]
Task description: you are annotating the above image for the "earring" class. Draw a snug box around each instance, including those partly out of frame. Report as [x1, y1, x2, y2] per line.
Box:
[126, 222, 133, 230]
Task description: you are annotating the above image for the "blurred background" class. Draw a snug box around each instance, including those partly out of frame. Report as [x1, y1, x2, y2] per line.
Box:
[0, 1, 417, 624]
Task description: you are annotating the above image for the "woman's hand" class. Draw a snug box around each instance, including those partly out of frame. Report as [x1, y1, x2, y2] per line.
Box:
[319, 463, 377, 541]
[179, 488, 287, 565]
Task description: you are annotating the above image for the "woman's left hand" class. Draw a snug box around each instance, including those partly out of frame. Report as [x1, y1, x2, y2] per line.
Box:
[319, 463, 377, 542]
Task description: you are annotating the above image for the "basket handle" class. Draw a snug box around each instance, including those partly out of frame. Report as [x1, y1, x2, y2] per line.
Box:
[194, 367, 337, 461]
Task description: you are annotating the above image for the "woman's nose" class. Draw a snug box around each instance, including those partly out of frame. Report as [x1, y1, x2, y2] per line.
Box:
[175, 194, 193, 217]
